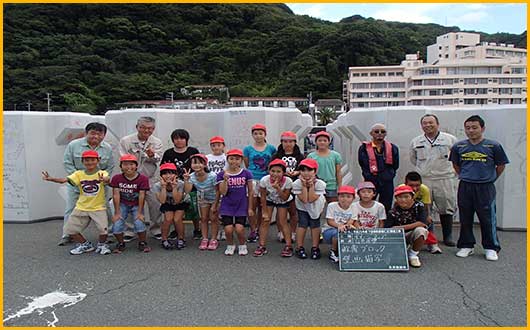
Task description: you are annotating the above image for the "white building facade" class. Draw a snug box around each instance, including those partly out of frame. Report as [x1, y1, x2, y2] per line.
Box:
[347, 32, 527, 109]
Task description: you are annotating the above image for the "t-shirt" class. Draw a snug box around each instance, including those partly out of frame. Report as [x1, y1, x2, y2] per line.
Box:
[161, 147, 200, 178]
[190, 172, 217, 202]
[110, 173, 150, 207]
[385, 201, 427, 231]
[292, 178, 326, 219]
[206, 153, 227, 174]
[152, 180, 185, 205]
[216, 169, 253, 217]
[307, 150, 342, 190]
[325, 202, 356, 228]
[272, 151, 305, 180]
[449, 138, 509, 183]
[67, 170, 109, 211]
[259, 175, 293, 204]
[243, 144, 277, 180]
[398, 183, 431, 205]
[352, 201, 386, 229]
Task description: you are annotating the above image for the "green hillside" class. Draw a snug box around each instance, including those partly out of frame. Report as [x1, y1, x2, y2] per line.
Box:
[3, 4, 526, 113]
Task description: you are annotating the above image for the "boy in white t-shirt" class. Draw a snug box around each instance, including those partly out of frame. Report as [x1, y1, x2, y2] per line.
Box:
[352, 181, 386, 229]
[322, 185, 356, 263]
[206, 136, 228, 241]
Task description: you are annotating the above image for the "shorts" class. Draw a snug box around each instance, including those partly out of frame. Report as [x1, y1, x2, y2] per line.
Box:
[65, 208, 108, 236]
[198, 198, 216, 209]
[297, 210, 321, 229]
[251, 179, 261, 198]
[221, 215, 247, 226]
[325, 189, 338, 198]
[405, 227, 429, 244]
[160, 202, 188, 213]
[113, 204, 147, 234]
[423, 177, 457, 215]
[322, 227, 340, 243]
[266, 200, 290, 208]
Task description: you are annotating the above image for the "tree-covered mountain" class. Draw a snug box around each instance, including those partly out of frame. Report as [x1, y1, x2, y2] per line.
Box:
[3, 4, 526, 113]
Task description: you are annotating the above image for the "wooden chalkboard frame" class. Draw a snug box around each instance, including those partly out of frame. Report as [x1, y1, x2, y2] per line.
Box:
[338, 228, 409, 272]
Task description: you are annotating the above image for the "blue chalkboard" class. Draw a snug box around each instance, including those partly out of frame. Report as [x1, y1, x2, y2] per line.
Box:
[338, 228, 409, 271]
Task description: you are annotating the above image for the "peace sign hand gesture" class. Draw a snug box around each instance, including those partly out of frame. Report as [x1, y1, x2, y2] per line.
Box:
[98, 172, 110, 184]
[182, 168, 192, 182]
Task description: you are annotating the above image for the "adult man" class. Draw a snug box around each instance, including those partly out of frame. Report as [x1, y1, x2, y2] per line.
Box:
[358, 123, 399, 213]
[409, 114, 458, 246]
[450, 115, 509, 261]
[119, 116, 164, 240]
[60, 122, 114, 245]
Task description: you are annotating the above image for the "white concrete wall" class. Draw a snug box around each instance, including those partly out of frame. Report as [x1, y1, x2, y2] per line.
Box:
[3, 108, 312, 223]
[326, 105, 526, 229]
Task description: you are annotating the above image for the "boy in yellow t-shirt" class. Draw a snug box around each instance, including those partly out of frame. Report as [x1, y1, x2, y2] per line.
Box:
[42, 150, 111, 255]
[402, 171, 442, 254]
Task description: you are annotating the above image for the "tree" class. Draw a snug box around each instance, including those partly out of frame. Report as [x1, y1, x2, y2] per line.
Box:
[318, 107, 336, 125]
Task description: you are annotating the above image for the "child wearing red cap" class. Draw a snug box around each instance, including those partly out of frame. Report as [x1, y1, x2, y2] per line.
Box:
[255, 159, 294, 257]
[307, 131, 342, 203]
[207, 135, 228, 241]
[243, 124, 277, 243]
[183, 154, 219, 251]
[110, 154, 151, 253]
[42, 150, 112, 255]
[352, 181, 386, 229]
[384, 185, 429, 268]
[272, 131, 305, 243]
[323, 185, 357, 263]
[292, 158, 327, 259]
[217, 149, 254, 256]
[153, 163, 186, 250]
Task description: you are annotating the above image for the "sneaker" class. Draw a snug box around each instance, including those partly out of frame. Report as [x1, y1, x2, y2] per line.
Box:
[319, 233, 323, 243]
[277, 231, 284, 242]
[193, 229, 202, 240]
[310, 247, 321, 260]
[253, 245, 268, 257]
[281, 245, 293, 257]
[443, 239, 456, 247]
[123, 234, 136, 243]
[177, 239, 186, 249]
[97, 243, 111, 255]
[58, 236, 72, 246]
[199, 238, 209, 250]
[247, 231, 258, 243]
[113, 242, 126, 253]
[138, 241, 151, 253]
[153, 233, 162, 240]
[430, 244, 443, 254]
[168, 231, 178, 240]
[207, 239, 219, 251]
[224, 245, 236, 256]
[291, 233, 296, 243]
[238, 244, 248, 256]
[69, 241, 95, 255]
[328, 250, 339, 263]
[408, 255, 421, 267]
[161, 240, 173, 250]
[296, 247, 307, 259]
[219, 230, 226, 241]
[484, 249, 498, 261]
[456, 248, 474, 258]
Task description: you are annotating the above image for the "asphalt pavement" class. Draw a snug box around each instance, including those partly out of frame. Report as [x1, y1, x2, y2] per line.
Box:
[2, 220, 526, 327]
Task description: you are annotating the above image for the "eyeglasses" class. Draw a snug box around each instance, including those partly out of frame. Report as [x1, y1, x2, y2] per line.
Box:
[373, 130, 387, 134]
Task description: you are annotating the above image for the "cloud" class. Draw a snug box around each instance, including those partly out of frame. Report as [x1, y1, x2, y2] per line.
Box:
[449, 11, 489, 25]
[371, 4, 443, 24]
[288, 4, 324, 19]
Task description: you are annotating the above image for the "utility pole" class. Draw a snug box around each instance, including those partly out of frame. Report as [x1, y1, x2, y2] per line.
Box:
[307, 91, 315, 126]
[167, 92, 174, 109]
[14, 103, 17, 111]
[27, 101, 31, 112]
[45, 93, 52, 112]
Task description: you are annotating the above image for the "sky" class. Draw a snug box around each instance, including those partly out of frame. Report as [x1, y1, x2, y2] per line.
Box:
[287, 3, 527, 34]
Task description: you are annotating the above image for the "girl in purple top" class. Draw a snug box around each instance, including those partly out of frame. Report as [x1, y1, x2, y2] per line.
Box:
[216, 149, 254, 256]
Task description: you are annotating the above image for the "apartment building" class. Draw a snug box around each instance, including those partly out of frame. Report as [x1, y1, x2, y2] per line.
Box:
[347, 32, 527, 109]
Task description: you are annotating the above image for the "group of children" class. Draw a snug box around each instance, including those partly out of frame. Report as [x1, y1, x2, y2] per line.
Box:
[43, 124, 438, 268]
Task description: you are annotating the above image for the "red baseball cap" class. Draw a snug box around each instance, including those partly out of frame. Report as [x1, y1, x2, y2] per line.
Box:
[338, 185, 356, 195]
[280, 131, 297, 141]
[119, 154, 138, 164]
[251, 124, 267, 133]
[81, 150, 99, 158]
[394, 185, 414, 196]
[160, 163, 177, 172]
[268, 158, 287, 170]
[190, 153, 208, 163]
[299, 158, 318, 171]
[315, 131, 331, 140]
[226, 149, 244, 157]
[209, 136, 225, 144]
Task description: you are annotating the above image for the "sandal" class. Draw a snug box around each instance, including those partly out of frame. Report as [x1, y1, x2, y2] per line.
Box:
[138, 241, 151, 253]
[281, 245, 293, 257]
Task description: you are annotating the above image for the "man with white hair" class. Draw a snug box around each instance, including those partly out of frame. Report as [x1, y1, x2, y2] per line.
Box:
[410, 114, 458, 246]
[119, 116, 164, 240]
[358, 123, 399, 213]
